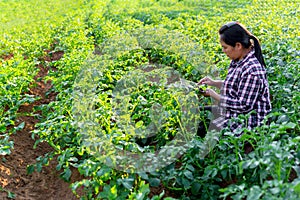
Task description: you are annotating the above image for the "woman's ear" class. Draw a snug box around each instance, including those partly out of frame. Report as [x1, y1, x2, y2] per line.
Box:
[235, 42, 243, 50]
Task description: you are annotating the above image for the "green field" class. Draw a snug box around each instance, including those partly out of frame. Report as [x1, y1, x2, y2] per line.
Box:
[0, 0, 299, 199]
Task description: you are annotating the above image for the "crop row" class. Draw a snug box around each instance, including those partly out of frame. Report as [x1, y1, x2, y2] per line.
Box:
[1, 0, 299, 199]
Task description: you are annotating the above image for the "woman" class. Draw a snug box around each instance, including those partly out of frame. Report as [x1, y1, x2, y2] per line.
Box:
[198, 22, 272, 135]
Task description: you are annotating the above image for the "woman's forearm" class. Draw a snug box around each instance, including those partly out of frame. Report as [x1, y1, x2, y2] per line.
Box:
[207, 89, 221, 102]
[211, 91, 221, 102]
[213, 80, 224, 89]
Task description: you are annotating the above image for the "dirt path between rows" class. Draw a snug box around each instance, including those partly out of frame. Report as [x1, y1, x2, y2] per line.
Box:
[0, 52, 81, 200]
[0, 49, 185, 200]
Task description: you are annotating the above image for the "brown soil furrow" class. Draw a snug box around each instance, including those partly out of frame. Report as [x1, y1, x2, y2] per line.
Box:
[0, 51, 81, 200]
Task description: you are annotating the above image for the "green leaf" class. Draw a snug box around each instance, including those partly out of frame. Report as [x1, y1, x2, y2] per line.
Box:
[186, 164, 195, 172]
[118, 178, 134, 190]
[68, 157, 78, 162]
[270, 187, 280, 195]
[149, 178, 160, 187]
[183, 170, 193, 180]
[14, 122, 25, 131]
[99, 185, 118, 199]
[61, 168, 72, 181]
[0, 124, 6, 133]
[128, 180, 150, 200]
[276, 115, 289, 123]
[294, 183, 300, 195]
[7, 191, 15, 199]
[110, 185, 118, 199]
[0, 145, 12, 155]
[138, 172, 149, 180]
[27, 165, 35, 174]
[181, 177, 191, 189]
[96, 166, 111, 177]
[285, 122, 296, 129]
[191, 182, 201, 195]
[36, 162, 43, 172]
[247, 186, 263, 200]
[136, 120, 144, 128]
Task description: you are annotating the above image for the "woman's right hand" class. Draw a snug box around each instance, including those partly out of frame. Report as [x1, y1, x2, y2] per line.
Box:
[198, 77, 215, 87]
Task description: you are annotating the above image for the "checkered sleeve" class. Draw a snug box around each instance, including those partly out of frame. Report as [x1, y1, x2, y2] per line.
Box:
[220, 74, 261, 113]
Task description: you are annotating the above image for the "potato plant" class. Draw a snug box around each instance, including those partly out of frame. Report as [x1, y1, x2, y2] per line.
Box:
[1, 0, 299, 199]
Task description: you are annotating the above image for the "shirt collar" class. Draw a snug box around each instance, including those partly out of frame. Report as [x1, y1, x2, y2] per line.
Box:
[230, 49, 255, 68]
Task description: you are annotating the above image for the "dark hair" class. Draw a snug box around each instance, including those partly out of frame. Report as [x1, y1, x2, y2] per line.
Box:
[219, 22, 266, 67]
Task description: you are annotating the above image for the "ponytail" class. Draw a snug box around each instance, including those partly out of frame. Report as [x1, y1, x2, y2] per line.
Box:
[219, 22, 266, 68]
[249, 35, 266, 67]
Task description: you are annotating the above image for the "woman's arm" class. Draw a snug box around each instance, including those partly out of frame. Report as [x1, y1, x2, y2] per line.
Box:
[198, 77, 223, 89]
[212, 80, 224, 89]
[203, 89, 221, 101]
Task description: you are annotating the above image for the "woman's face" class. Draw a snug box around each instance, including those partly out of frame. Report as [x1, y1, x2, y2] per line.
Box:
[220, 39, 242, 61]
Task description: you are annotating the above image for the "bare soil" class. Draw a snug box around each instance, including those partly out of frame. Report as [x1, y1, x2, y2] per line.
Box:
[0, 51, 82, 200]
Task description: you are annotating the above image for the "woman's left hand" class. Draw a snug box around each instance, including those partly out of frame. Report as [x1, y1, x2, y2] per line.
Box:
[203, 88, 221, 101]
[202, 88, 212, 97]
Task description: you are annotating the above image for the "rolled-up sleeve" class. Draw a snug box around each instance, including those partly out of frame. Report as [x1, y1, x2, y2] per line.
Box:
[220, 74, 261, 113]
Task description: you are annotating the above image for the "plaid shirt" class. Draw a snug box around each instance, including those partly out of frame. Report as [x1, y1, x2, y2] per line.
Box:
[213, 50, 272, 133]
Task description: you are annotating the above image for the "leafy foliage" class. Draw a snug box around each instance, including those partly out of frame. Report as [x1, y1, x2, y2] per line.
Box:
[0, 0, 299, 199]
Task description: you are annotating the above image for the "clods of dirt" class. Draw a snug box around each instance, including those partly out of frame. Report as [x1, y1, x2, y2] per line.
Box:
[0, 50, 82, 200]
